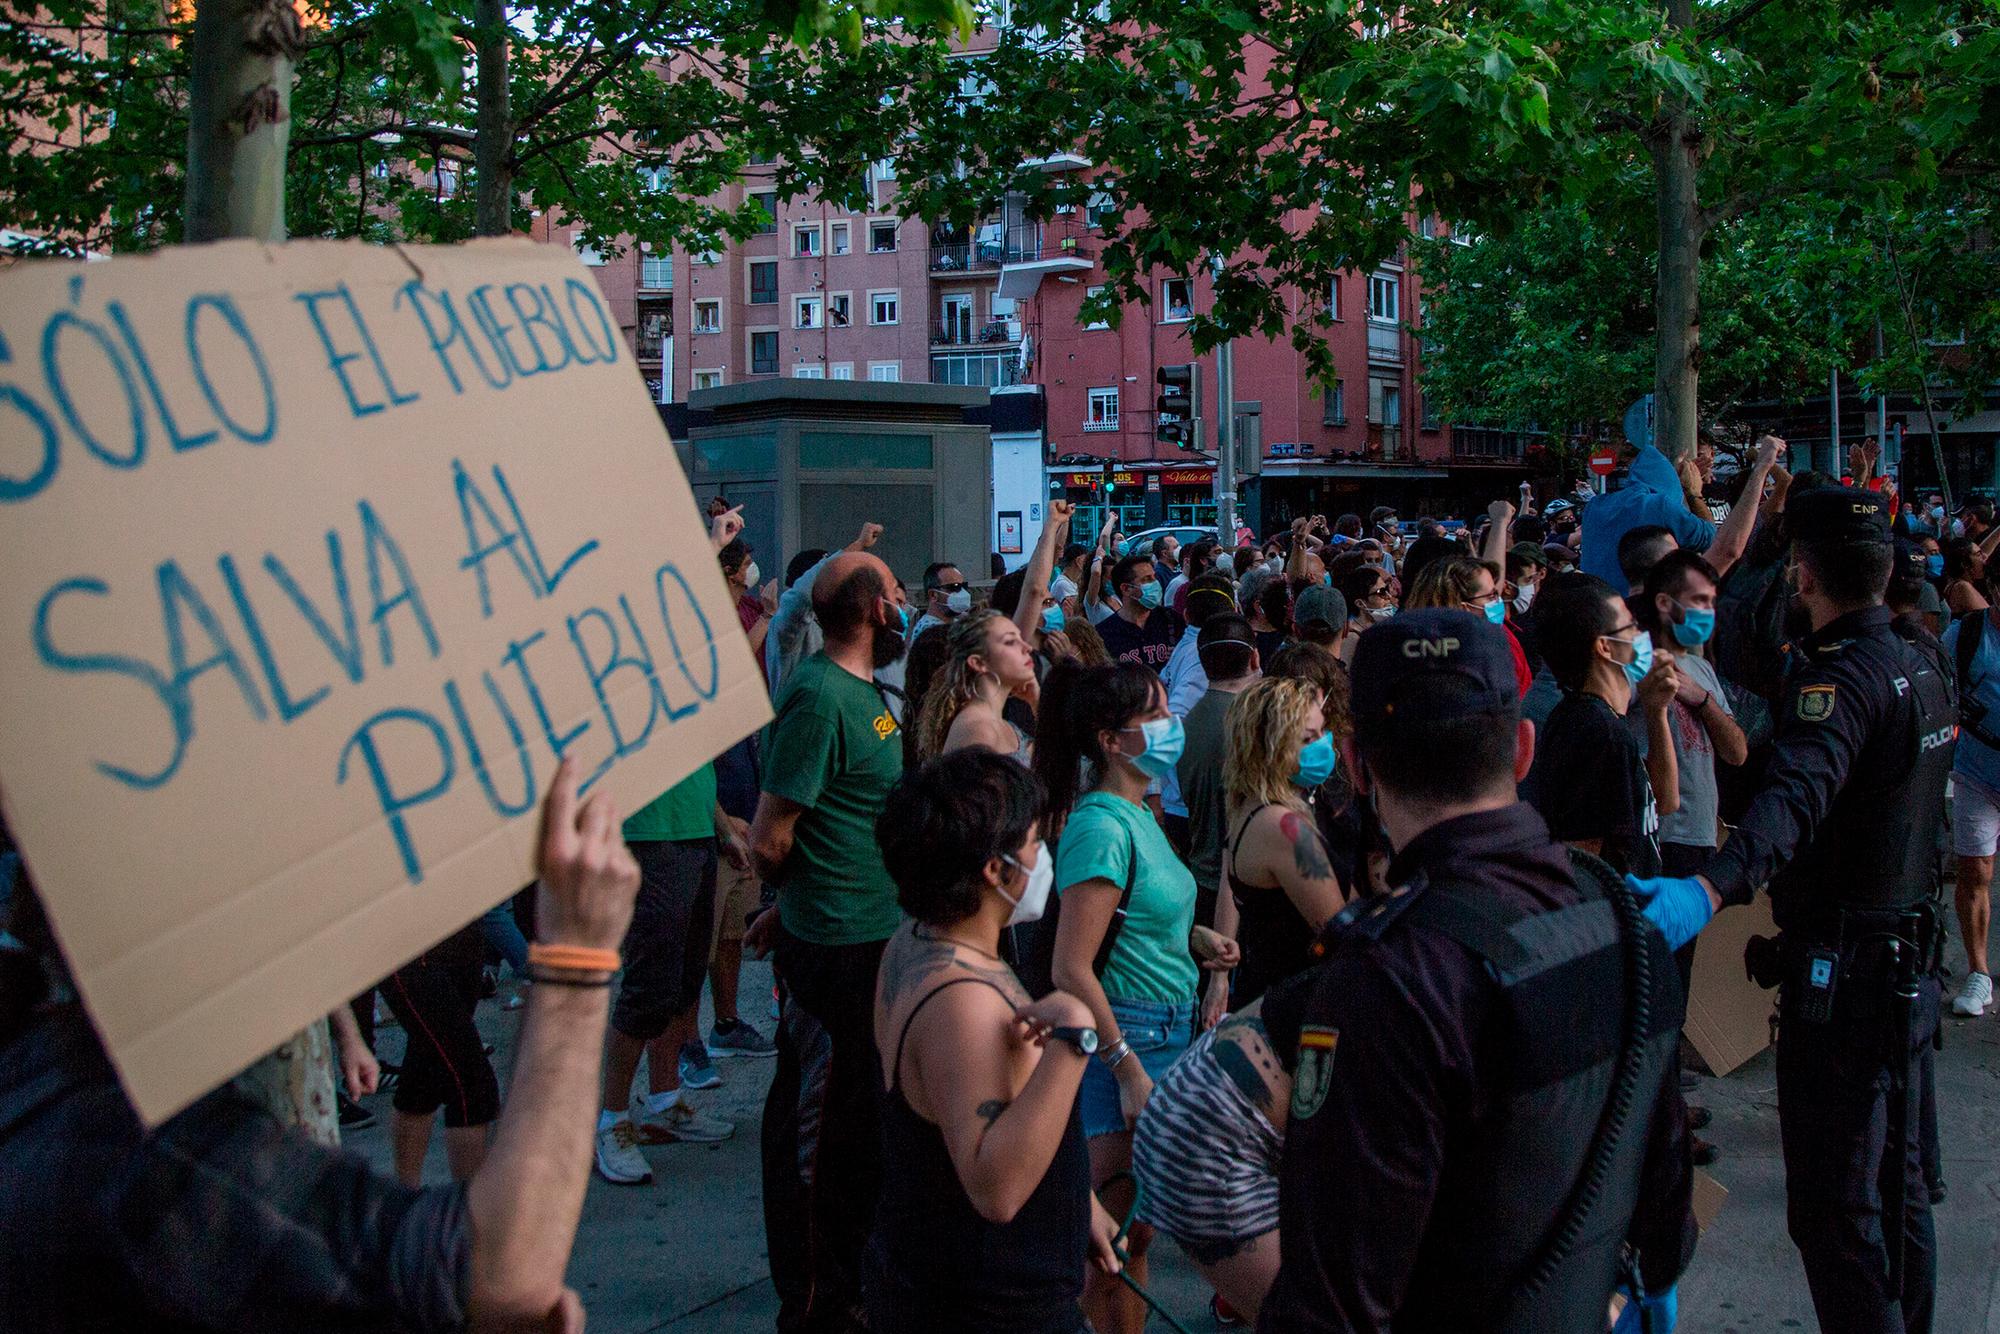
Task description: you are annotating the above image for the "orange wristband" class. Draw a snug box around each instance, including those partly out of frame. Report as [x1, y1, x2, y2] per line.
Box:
[528, 943, 621, 973]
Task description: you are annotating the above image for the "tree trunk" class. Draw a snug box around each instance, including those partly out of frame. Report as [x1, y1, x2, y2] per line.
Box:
[183, 0, 299, 242]
[474, 0, 513, 237]
[185, 0, 339, 1148]
[1650, 0, 1701, 465]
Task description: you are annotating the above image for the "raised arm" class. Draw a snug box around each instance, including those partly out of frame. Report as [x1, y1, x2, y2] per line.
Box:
[1016, 501, 1074, 644]
[1085, 513, 1120, 617]
[1481, 499, 1515, 572]
[1706, 436, 1783, 578]
[466, 758, 640, 1329]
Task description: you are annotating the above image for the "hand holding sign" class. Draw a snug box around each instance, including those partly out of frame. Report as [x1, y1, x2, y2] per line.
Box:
[535, 755, 641, 954]
[0, 239, 769, 1121]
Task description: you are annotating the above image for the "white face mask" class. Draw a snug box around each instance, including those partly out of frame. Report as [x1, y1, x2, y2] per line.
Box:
[741, 560, 760, 588]
[998, 840, 1055, 926]
[1513, 580, 1537, 613]
[946, 587, 974, 615]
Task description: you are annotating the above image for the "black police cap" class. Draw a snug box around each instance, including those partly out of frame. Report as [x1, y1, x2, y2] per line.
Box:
[1892, 538, 1928, 584]
[1351, 609, 1518, 736]
[1788, 485, 1891, 546]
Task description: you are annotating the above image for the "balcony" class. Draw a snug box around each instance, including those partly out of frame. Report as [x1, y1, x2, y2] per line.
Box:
[930, 241, 1005, 275]
[931, 319, 1020, 347]
[638, 256, 673, 291]
[1366, 424, 1404, 460]
[997, 235, 1096, 299]
[1367, 321, 1402, 365]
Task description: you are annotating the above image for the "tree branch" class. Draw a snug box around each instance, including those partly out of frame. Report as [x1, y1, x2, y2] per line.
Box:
[293, 121, 477, 150]
[516, 0, 674, 133]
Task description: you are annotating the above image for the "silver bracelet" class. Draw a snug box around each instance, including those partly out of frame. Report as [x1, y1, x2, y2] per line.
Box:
[1098, 1038, 1132, 1069]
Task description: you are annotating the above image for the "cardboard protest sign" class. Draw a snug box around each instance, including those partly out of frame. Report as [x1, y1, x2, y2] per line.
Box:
[1684, 890, 1779, 1077]
[0, 238, 770, 1124]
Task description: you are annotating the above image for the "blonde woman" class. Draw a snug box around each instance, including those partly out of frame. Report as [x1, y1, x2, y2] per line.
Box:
[1404, 555, 1532, 697]
[1209, 678, 1346, 1026]
[914, 609, 1040, 763]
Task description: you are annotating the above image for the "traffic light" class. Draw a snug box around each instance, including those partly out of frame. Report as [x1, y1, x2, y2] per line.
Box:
[1101, 462, 1119, 503]
[1156, 363, 1200, 450]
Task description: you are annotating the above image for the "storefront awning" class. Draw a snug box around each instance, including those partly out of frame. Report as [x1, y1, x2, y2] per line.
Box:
[1258, 461, 1448, 480]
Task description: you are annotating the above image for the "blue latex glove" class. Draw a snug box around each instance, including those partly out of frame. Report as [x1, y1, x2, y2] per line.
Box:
[1624, 875, 1714, 952]
[1611, 1283, 1678, 1334]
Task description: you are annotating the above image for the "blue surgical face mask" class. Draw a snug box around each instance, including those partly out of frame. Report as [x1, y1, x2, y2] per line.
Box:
[1670, 602, 1715, 648]
[1616, 630, 1655, 687]
[1927, 554, 1946, 578]
[1041, 605, 1066, 635]
[1137, 581, 1164, 610]
[1482, 597, 1507, 626]
[946, 587, 974, 615]
[1293, 732, 1337, 788]
[1120, 716, 1185, 778]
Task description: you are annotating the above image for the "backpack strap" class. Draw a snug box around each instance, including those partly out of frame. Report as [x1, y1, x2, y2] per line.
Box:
[1091, 832, 1141, 977]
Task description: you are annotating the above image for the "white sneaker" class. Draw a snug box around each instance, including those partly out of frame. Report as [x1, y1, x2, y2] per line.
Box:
[630, 1096, 734, 1145]
[1952, 972, 1992, 1017]
[595, 1118, 653, 1184]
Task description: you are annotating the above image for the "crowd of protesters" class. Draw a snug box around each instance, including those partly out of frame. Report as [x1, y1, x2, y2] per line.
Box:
[1, 426, 1988, 1334]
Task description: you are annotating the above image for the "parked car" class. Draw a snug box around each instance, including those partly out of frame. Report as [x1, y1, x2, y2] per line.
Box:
[1116, 524, 1219, 559]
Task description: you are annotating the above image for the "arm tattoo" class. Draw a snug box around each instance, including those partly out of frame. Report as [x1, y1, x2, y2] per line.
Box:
[1280, 810, 1334, 881]
[975, 1098, 1011, 1126]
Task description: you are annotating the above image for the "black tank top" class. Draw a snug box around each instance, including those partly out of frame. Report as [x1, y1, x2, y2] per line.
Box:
[1227, 805, 1322, 1006]
[864, 977, 1091, 1334]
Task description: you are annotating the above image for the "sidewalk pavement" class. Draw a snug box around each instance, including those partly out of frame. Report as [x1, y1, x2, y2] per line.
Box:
[349, 950, 2000, 1333]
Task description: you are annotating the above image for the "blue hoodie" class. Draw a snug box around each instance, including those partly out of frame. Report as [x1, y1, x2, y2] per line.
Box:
[1580, 443, 1717, 587]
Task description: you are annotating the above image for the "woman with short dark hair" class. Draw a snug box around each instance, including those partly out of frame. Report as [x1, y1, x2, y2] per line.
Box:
[867, 751, 1121, 1333]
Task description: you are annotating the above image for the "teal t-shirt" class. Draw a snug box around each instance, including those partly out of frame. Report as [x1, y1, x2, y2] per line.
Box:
[762, 652, 905, 945]
[1055, 791, 1199, 1004]
[623, 762, 717, 842]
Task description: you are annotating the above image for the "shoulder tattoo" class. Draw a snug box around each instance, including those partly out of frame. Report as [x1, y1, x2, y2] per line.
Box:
[1279, 810, 1334, 881]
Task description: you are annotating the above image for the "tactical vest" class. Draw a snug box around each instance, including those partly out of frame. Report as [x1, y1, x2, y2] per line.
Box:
[1774, 631, 1955, 932]
[1328, 850, 1682, 1333]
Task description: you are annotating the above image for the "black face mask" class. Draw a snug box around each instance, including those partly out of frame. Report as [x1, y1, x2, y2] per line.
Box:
[871, 619, 905, 669]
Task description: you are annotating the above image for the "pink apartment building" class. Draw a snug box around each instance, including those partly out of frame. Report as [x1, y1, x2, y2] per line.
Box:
[547, 50, 1538, 535]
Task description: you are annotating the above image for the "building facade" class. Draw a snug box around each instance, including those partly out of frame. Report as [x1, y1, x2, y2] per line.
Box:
[549, 48, 1524, 544]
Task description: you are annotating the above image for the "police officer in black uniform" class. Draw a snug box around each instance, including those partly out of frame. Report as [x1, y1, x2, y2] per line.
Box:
[1631, 486, 1954, 1334]
[1259, 609, 1695, 1333]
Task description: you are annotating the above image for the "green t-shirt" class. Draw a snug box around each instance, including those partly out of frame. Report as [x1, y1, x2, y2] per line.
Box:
[1054, 791, 1198, 1004]
[623, 762, 717, 842]
[763, 652, 905, 945]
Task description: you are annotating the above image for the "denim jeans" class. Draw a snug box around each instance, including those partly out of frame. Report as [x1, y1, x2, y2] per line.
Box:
[1078, 994, 1195, 1138]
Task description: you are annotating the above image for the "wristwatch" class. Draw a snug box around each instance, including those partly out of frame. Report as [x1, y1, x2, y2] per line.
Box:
[1048, 1025, 1100, 1058]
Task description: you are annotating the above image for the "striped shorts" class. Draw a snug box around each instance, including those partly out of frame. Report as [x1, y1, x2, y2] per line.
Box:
[1131, 1028, 1283, 1261]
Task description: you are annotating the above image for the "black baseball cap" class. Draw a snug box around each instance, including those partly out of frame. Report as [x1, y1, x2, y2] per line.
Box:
[1892, 538, 1928, 584]
[1789, 485, 1891, 546]
[1351, 609, 1519, 740]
